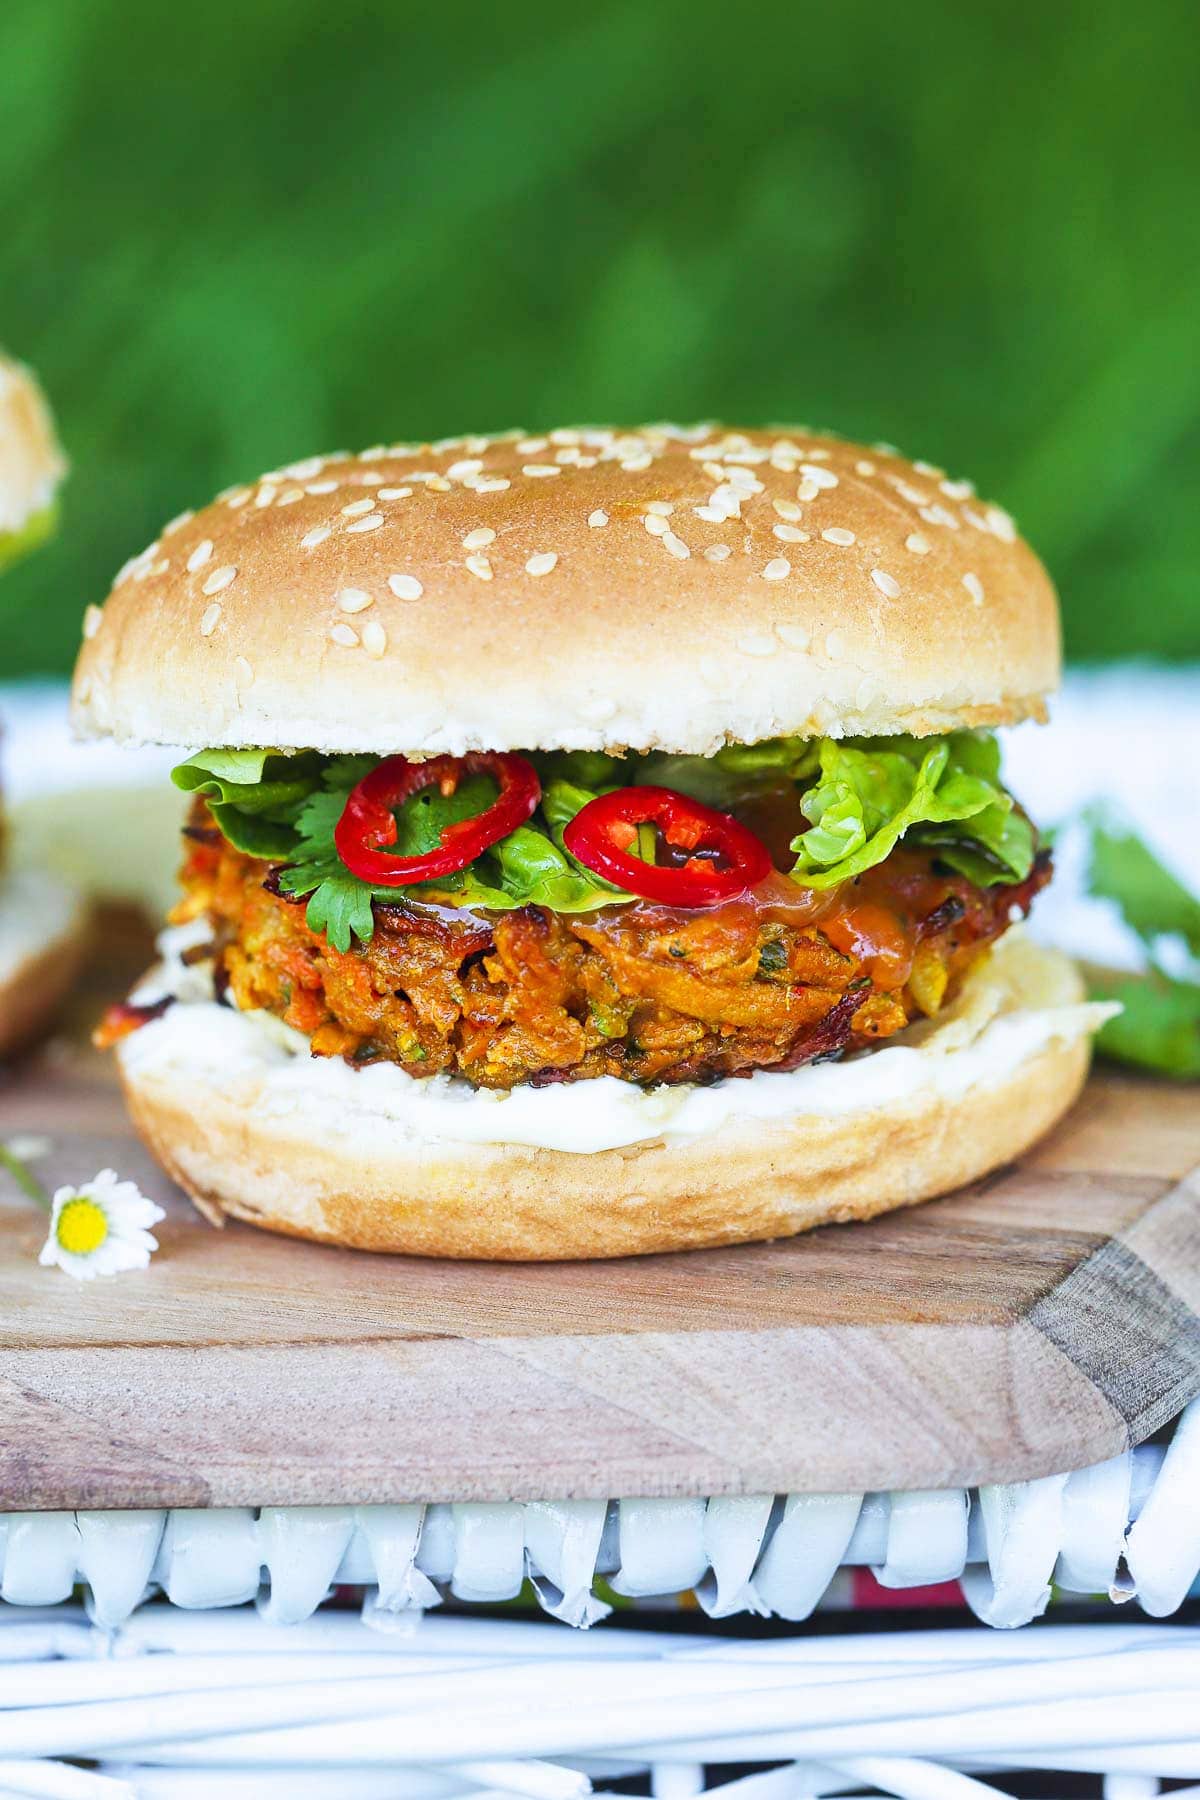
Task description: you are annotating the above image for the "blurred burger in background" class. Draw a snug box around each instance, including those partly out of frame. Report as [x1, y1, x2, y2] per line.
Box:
[0, 351, 86, 1057]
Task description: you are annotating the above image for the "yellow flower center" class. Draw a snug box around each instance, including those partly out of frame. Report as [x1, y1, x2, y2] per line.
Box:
[56, 1197, 110, 1256]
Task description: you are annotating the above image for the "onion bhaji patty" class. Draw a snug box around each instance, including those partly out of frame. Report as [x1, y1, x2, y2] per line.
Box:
[169, 804, 1051, 1090]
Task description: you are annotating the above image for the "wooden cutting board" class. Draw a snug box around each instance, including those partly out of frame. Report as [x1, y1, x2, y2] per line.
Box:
[1, 913, 1198, 1512]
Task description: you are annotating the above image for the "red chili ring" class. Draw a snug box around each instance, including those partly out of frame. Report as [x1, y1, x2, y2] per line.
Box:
[563, 784, 772, 907]
[334, 752, 541, 886]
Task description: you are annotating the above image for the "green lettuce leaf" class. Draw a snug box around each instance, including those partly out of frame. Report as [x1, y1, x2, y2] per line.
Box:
[789, 733, 1032, 888]
[172, 748, 324, 857]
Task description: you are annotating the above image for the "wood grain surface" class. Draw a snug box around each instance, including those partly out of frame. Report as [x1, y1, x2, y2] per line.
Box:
[1, 918, 1198, 1511]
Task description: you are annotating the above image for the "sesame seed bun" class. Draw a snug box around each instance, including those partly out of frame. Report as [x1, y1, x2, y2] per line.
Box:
[117, 937, 1098, 1259]
[71, 426, 1059, 756]
[0, 352, 67, 539]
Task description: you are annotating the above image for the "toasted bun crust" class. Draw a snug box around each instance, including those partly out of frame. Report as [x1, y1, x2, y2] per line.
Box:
[0, 916, 89, 1060]
[72, 426, 1059, 756]
[118, 942, 1093, 1260]
[0, 353, 66, 536]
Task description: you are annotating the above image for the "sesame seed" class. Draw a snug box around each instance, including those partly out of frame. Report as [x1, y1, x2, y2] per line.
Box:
[163, 509, 194, 535]
[465, 553, 493, 580]
[905, 533, 931, 555]
[773, 499, 804, 521]
[277, 486, 305, 505]
[342, 497, 376, 517]
[871, 568, 901, 598]
[361, 620, 388, 658]
[526, 552, 558, 577]
[255, 484, 277, 508]
[377, 487, 412, 501]
[427, 477, 451, 492]
[941, 478, 975, 501]
[187, 539, 214, 573]
[855, 459, 876, 477]
[306, 480, 338, 495]
[346, 512, 384, 533]
[920, 504, 960, 530]
[447, 458, 483, 480]
[588, 509, 609, 528]
[763, 557, 790, 581]
[800, 464, 839, 490]
[302, 525, 333, 550]
[200, 603, 222, 636]
[462, 527, 496, 550]
[773, 523, 809, 544]
[286, 456, 324, 481]
[776, 622, 810, 649]
[693, 505, 727, 524]
[388, 573, 423, 599]
[517, 437, 549, 454]
[913, 460, 943, 478]
[202, 565, 237, 595]
[337, 587, 373, 613]
[224, 486, 253, 509]
[644, 513, 669, 537]
[894, 480, 931, 507]
[737, 632, 777, 657]
[329, 623, 359, 647]
[822, 527, 856, 546]
[474, 476, 510, 492]
[661, 531, 690, 559]
[234, 655, 254, 687]
[83, 604, 102, 639]
[963, 572, 985, 604]
[703, 544, 731, 562]
[523, 464, 561, 478]
[796, 479, 821, 503]
[987, 506, 1017, 542]
[645, 500, 675, 516]
[355, 470, 385, 486]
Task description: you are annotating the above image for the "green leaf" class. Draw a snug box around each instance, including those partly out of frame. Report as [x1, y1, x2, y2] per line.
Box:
[790, 732, 1032, 888]
[634, 737, 819, 810]
[172, 748, 322, 815]
[1085, 810, 1200, 957]
[1087, 967, 1200, 1080]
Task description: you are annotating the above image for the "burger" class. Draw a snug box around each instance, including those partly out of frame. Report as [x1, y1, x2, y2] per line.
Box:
[74, 425, 1111, 1258]
[0, 352, 85, 1059]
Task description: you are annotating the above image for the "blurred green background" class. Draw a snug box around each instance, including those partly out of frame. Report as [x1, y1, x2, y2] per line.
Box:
[2, 0, 1197, 676]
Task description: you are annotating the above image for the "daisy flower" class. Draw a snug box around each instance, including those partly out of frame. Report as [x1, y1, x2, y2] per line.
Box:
[38, 1169, 165, 1281]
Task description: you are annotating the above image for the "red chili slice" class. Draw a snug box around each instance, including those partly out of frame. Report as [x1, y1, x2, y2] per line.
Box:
[334, 752, 541, 886]
[563, 785, 773, 907]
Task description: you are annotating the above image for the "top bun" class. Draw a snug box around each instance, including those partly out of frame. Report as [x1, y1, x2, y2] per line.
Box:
[0, 353, 67, 537]
[72, 425, 1059, 757]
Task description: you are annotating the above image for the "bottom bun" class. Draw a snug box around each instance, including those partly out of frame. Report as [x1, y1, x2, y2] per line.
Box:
[118, 935, 1107, 1260]
[0, 872, 88, 1060]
